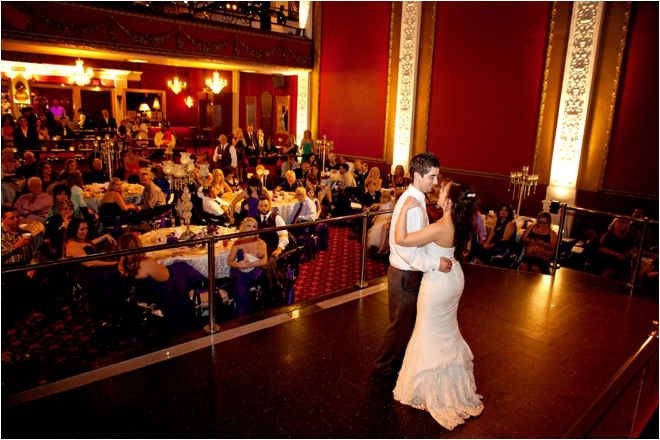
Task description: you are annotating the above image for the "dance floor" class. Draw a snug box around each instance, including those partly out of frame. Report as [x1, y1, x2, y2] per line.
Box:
[2, 264, 657, 438]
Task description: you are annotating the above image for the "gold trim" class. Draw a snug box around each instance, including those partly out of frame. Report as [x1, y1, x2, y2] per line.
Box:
[532, 2, 556, 175]
[438, 167, 511, 180]
[599, 188, 658, 200]
[422, 2, 437, 152]
[311, 3, 323, 137]
[382, 2, 396, 163]
[597, 1, 632, 192]
[1, 30, 311, 72]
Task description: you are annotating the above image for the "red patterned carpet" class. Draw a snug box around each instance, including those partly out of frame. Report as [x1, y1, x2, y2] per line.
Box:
[294, 224, 390, 301]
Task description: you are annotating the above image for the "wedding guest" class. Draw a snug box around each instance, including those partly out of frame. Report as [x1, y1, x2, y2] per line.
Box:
[58, 158, 78, 182]
[152, 164, 172, 198]
[43, 199, 75, 259]
[49, 99, 66, 118]
[282, 134, 298, 156]
[1, 114, 15, 148]
[475, 203, 516, 265]
[368, 191, 395, 254]
[327, 153, 340, 171]
[67, 171, 87, 212]
[256, 196, 289, 258]
[229, 177, 271, 224]
[519, 211, 557, 274]
[275, 170, 303, 193]
[13, 177, 53, 223]
[35, 160, 54, 191]
[83, 158, 109, 185]
[366, 167, 383, 191]
[1, 147, 21, 178]
[244, 123, 258, 166]
[15, 151, 37, 180]
[201, 186, 230, 221]
[35, 118, 50, 141]
[361, 178, 382, 212]
[227, 217, 267, 317]
[97, 108, 117, 133]
[280, 154, 300, 179]
[285, 186, 317, 225]
[300, 129, 314, 163]
[595, 217, 637, 280]
[213, 134, 236, 175]
[136, 172, 170, 219]
[224, 166, 239, 190]
[262, 137, 280, 165]
[13, 116, 40, 156]
[113, 125, 133, 150]
[123, 148, 151, 183]
[77, 108, 94, 130]
[630, 208, 656, 251]
[390, 164, 409, 191]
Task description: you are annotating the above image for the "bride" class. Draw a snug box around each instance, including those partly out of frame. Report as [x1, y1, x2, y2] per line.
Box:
[392, 179, 484, 430]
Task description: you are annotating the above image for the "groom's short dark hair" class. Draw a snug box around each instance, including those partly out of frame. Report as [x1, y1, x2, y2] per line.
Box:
[409, 152, 440, 178]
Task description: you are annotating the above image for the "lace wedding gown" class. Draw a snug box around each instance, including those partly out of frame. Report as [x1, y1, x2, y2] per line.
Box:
[393, 243, 483, 430]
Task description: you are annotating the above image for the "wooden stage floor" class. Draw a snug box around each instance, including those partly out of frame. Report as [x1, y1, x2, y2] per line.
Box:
[2, 264, 658, 438]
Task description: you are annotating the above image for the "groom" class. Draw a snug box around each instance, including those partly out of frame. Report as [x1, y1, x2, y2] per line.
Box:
[372, 152, 452, 377]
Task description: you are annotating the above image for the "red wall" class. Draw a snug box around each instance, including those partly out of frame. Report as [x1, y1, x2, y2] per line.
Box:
[318, 1, 391, 160]
[602, 1, 659, 196]
[238, 73, 298, 145]
[427, 2, 551, 175]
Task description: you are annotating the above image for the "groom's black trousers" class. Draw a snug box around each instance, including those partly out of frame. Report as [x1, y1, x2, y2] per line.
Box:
[372, 266, 423, 376]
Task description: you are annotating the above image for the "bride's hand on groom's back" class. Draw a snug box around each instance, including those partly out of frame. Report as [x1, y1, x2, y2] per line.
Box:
[402, 196, 420, 211]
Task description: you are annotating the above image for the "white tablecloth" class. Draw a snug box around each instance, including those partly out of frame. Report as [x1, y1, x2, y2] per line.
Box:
[138, 226, 236, 279]
[270, 194, 299, 222]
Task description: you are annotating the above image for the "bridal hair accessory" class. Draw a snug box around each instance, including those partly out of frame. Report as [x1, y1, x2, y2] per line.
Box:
[467, 193, 476, 198]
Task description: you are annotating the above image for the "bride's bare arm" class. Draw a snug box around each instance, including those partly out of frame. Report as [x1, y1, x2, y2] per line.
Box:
[394, 197, 438, 247]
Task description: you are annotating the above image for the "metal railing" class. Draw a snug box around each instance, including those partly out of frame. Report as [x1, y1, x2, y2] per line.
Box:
[551, 204, 659, 295]
[562, 321, 659, 438]
[1, 208, 394, 335]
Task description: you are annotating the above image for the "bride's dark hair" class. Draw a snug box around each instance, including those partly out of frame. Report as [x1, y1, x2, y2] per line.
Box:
[447, 181, 478, 261]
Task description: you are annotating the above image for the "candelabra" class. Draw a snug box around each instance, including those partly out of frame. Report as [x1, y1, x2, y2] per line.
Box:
[508, 166, 539, 217]
[256, 166, 270, 187]
[95, 136, 120, 179]
[162, 152, 197, 239]
[256, 129, 264, 156]
[315, 134, 334, 172]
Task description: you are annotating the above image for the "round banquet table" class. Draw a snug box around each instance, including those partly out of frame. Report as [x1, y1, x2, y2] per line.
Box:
[84, 193, 142, 213]
[19, 216, 46, 248]
[270, 192, 299, 222]
[138, 226, 238, 279]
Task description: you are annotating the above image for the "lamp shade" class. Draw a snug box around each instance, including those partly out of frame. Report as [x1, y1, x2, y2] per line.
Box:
[139, 103, 150, 112]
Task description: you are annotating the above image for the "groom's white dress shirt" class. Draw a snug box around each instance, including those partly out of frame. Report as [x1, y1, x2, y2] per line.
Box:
[389, 185, 441, 272]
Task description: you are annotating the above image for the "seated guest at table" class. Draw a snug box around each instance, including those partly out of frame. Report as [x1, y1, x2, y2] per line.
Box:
[14, 177, 53, 224]
[338, 156, 355, 173]
[368, 190, 395, 254]
[97, 108, 117, 133]
[224, 166, 239, 190]
[308, 164, 321, 184]
[43, 199, 75, 259]
[77, 108, 94, 131]
[1, 147, 22, 178]
[99, 177, 139, 225]
[306, 185, 321, 220]
[117, 233, 205, 337]
[1, 206, 41, 341]
[35, 118, 50, 142]
[66, 112, 78, 132]
[519, 211, 557, 274]
[352, 159, 366, 187]
[132, 116, 148, 138]
[206, 168, 233, 197]
[64, 216, 123, 324]
[475, 202, 517, 265]
[83, 158, 109, 185]
[594, 217, 637, 280]
[58, 158, 78, 182]
[262, 137, 279, 165]
[256, 196, 289, 258]
[276, 170, 304, 193]
[227, 217, 268, 318]
[361, 178, 382, 212]
[390, 164, 410, 191]
[13, 116, 40, 156]
[67, 170, 89, 214]
[46, 184, 83, 222]
[2, 114, 16, 148]
[468, 199, 488, 263]
[229, 177, 271, 224]
[365, 167, 382, 191]
[630, 208, 656, 251]
[280, 154, 300, 179]
[123, 148, 151, 183]
[136, 172, 170, 218]
[282, 134, 298, 156]
[151, 164, 172, 198]
[15, 151, 37, 180]
[286, 187, 317, 225]
[36, 160, 54, 192]
[113, 125, 132, 150]
[338, 163, 357, 190]
[201, 186, 230, 222]
[121, 118, 133, 134]
[327, 153, 340, 171]
[297, 161, 311, 182]
[196, 151, 210, 166]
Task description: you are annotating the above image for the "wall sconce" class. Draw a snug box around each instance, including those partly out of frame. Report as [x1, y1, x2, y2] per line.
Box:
[184, 96, 194, 108]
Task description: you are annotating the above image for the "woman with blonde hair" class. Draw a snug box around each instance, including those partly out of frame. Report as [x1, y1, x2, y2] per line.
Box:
[208, 168, 233, 196]
[366, 167, 382, 191]
[300, 129, 314, 163]
[227, 217, 268, 317]
[232, 127, 247, 181]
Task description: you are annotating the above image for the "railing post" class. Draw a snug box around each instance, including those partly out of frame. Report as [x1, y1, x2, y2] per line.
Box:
[628, 217, 649, 296]
[356, 211, 369, 289]
[552, 203, 568, 277]
[205, 236, 220, 334]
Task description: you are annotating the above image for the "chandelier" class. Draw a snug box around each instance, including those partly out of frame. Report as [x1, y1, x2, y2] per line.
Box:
[71, 59, 93, 87]
[206, 71, 227, 94]
[167, 76, 187, 94]
[184, 96, 194, 108]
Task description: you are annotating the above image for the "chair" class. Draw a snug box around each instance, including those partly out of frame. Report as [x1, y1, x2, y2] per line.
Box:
[191, 275, 237, 323]
[250, 246, 302, 311]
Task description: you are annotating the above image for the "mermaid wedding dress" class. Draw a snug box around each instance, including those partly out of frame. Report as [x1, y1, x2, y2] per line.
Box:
[393, 243, 484, 430]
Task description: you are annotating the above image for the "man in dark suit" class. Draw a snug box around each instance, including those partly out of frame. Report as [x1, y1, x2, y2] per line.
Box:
[97, 108, 117, 133]
[12, 116, 40, 156]
[244, 123, 258, 166]
[55, 116, 72, 148]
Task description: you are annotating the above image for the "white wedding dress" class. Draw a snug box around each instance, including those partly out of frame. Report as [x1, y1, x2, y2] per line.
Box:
[393, 243, 484, 430]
